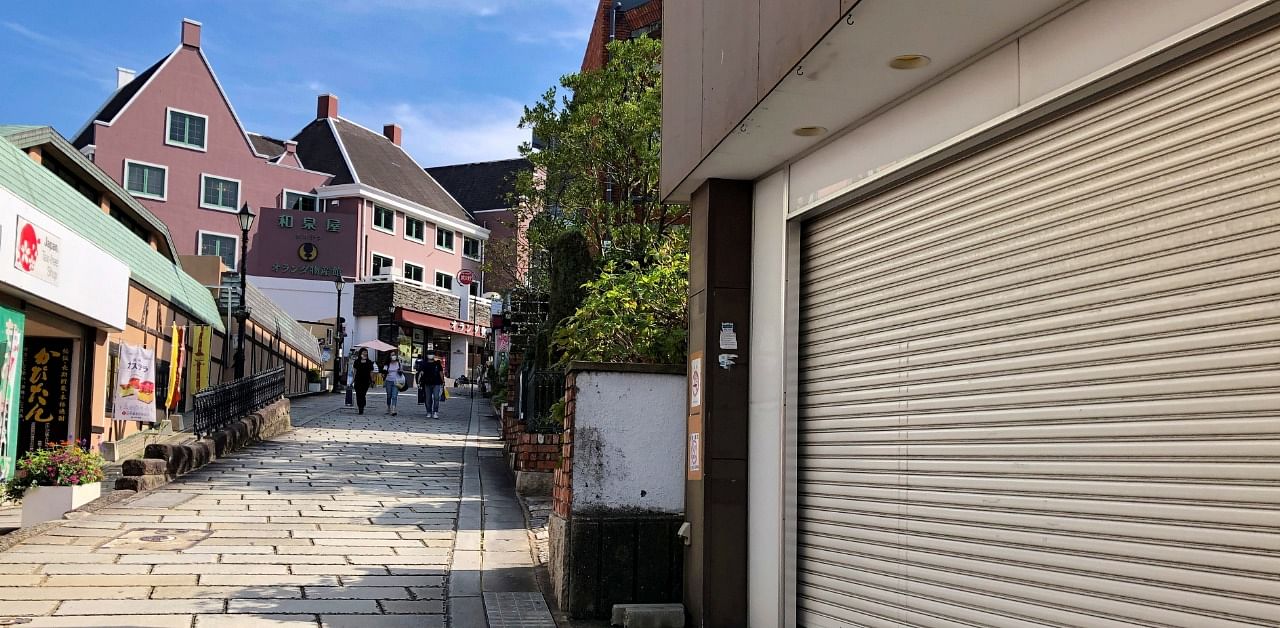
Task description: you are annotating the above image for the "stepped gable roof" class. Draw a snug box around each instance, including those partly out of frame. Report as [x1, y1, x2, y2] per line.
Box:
[425, 157, 530, 213]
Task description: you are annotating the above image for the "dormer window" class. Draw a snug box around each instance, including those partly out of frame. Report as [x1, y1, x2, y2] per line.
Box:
[166, 108, 207, 151]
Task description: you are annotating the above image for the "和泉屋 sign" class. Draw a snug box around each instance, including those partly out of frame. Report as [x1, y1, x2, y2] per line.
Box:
[246, 206, 358, 281]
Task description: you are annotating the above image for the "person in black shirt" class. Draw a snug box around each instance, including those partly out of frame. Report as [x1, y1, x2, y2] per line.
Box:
[418, 353, 445, 418]
[350, 348, 377, 415]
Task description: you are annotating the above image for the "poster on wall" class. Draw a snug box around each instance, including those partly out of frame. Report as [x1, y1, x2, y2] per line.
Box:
[113, 343, 156, 422]
[18, 337, 73, 456]
[187, 325, 211, 395]
[0, 306, 24, 481]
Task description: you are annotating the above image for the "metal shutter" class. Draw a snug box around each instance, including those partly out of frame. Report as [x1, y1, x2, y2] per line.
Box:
[796, 24, 1280, 628]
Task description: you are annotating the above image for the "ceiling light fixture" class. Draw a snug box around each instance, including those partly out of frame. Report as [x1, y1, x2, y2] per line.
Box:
[889, 54, 931, 69]
[793, 126, 828, 137]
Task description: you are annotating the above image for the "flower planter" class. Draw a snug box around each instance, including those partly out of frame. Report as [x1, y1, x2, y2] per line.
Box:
[21, 483, 101, 526]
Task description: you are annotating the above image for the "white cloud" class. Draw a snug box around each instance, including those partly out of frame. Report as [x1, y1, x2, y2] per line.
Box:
[346, 98, 529, 166]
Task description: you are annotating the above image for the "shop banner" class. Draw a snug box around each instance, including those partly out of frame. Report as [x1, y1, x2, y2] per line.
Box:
[18, 337, 72, 455]
[114, 343, 156, 422]
[0, 306, 24, 481]
[165, 325, 186, 410]
[187, 325, 212, 395]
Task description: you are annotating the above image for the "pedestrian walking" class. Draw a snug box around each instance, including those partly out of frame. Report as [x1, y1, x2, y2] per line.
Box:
[384, 351, 404, 415]
[351, 348, 377, 415]
[419, 353, 445, 418]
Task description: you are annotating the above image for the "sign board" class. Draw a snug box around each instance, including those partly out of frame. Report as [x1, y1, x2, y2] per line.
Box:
[457, 269, 475, 285]
[18, 337, 73, 456]
[13, 217, 60, 285]
[113, 343, 157, 422]
[687, 350, 704, 480]
[246, 206, 358, 281]
[0, 306, 23, 481]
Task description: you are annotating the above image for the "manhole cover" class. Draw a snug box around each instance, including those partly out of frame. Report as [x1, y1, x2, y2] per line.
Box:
[0, 618, 33, 625]
[102, 528, 212, 551]
[140, 535, 176, 542]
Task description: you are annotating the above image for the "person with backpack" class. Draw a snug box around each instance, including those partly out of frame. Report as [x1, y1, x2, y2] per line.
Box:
[418, 353, 445, 418]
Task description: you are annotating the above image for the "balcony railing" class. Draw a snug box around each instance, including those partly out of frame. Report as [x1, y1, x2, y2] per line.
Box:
[521, 367, 565, 434]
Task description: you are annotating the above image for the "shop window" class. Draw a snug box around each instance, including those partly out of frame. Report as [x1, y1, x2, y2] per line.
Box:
[200, 174, 240, 211]
[284, 190, 318, 212]
[374, 204, 395, 232]
[404, 262, 424, 283]
[104, 342, 119, 415]
[199, 232, 238, 271]
[405, 217, 425, 242]
[435, 271, 453, 291]
[125, 160, 167, 200]
[166, 108, 207, 150]
[463, 237, 481, 260]
[436, 227, 455, 252]
[372, 253, 393, 277]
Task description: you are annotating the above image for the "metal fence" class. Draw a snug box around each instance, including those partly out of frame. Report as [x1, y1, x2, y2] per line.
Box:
[521, 367, 565, 434]
[193, 366, 286, 438]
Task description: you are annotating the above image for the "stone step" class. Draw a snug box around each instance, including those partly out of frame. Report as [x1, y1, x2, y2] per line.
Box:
[612, 603, 686, 628]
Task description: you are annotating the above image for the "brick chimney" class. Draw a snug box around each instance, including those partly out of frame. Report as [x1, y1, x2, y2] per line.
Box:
[383, 124, 402, 146]
[116, 67, 136, 89]
[317, 94, 339, 119]
[284, 140, 298, 154]
[181, 18, 201, 48]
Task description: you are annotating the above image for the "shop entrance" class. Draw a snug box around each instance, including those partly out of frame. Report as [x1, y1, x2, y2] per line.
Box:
[17, 311, 88, 458]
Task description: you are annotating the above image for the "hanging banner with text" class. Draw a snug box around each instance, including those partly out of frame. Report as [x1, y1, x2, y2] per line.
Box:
[113, 343, 156, 422]
[0, 306, 24, 481]
[18, 337, 72, 454]
[165, 325, 186, 411]
[187, 325, 212, 395]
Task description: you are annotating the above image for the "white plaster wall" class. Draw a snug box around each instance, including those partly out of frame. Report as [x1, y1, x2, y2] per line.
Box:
[249, 275, 355, 330]
[571, 370, 685, 514]
[352, 316, 378, 355]
[748, 170, 788, 627]
[449, 335, 468, 379]
[789, 0, 1255, 213]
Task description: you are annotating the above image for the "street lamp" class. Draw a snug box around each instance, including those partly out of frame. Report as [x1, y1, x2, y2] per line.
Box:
[332, 277, 347, 393]
[232, 202, 256, 379]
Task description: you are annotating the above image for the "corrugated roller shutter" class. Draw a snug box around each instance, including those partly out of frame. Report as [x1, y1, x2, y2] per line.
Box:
[796, 24, 1280, 628]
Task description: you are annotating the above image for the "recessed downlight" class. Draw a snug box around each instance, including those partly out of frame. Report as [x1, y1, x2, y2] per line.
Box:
[889, 54, 931, 69]
[793, 126, 828, 137]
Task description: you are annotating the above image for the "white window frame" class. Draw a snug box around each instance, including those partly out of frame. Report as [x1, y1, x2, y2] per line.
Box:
[403, 261, 425, 284]
[197, 230, 239, 271]
[468, 279, 482, 297]
[404, 216, 425, 243]
[282, 188, 320, 212]
[164, 107, 208, 152]
[462, 236, 482, 261]
[371, 252, 395, 278]
[372, 204, 396, 234]
[435, 226, 455, 253]
[434, 271, 454, 291]
[199, 173, 242, 212]
[123, 159, 168, 201]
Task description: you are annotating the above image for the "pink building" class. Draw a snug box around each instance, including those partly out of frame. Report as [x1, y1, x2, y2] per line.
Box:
[72, 18, 493, 378]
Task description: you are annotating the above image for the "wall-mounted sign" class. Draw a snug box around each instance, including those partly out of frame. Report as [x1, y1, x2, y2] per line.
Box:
[248, 206, 358, 282]
[13, 217, 60, 285]
[18, 337, 72, 456]
[113, 343, 156, 423]
[457, 269, 475, 285]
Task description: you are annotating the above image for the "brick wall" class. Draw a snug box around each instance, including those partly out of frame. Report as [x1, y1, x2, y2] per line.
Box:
[553, 371, 578, 517]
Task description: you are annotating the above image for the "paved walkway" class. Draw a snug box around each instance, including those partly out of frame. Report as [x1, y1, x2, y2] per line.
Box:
[0, 388, 550, 627]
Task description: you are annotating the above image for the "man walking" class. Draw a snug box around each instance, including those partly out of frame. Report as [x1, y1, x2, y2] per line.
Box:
[419, 353, 445, 418]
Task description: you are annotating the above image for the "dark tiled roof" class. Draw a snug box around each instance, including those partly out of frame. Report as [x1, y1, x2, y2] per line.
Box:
[425, 158, 530, 213]
[296, 118, 472, 222]
[293, 119, 354, 184]
[247, 133, 286, 158]
[72, 54, 170, 148]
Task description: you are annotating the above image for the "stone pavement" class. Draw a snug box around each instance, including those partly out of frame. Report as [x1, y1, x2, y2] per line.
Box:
[0, 387, 553, 627]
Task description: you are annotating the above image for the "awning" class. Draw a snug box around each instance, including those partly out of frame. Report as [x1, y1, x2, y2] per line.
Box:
[395, 307, 487, 339]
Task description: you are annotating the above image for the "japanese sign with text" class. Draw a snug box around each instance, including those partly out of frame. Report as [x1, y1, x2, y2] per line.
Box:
[113, 343, 156, 422]
[18, 337, 72, 454]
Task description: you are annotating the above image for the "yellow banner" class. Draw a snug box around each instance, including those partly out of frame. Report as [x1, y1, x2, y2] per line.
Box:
[165, 324, 184, 410]
[187, 325, 211, 395]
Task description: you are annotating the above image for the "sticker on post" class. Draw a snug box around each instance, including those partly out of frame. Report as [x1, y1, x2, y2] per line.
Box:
[718, 322, 738, 350]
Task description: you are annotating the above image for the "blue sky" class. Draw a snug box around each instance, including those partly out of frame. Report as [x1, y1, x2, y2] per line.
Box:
[0, 0, 597, 167]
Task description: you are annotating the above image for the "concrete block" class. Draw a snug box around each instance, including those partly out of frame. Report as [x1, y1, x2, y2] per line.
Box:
[122, 458, 169, 476]
[515, 470, 553, 496]
[115, 475, 171, 492]
[613, 603, 685, 628]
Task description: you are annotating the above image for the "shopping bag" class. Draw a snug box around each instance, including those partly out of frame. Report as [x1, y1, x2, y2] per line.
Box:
[417, 386, 426, 404]
[442, 387, 450, 401]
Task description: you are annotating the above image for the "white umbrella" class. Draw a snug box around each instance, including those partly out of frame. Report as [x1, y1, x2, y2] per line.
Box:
[353, 339, 397, 352]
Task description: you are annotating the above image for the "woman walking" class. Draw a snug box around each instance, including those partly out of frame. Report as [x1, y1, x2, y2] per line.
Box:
[419, 353, 445, 418]
[351, 348, 377, 415]
[384, 351, 404, 416]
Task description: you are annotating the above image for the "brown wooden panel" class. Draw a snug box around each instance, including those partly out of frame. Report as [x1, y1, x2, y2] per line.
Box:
[759, 0, 841, 97]
[700, 0, 761, 165]
[660, 0, 705, 199]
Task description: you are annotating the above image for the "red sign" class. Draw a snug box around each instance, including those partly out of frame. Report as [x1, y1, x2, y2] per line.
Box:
[457, 269, 475, 285]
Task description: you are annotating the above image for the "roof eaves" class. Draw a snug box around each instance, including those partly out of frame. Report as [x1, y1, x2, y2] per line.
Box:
[327, 117, 360, 184]
[335, 117, 474, 220]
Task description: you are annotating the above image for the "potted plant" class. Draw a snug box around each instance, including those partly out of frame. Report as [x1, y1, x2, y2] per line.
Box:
[307, 368, 324, 393]
[3, 442, 105, 526]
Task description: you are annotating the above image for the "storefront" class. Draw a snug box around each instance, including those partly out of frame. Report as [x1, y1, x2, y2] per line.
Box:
[393, 307, 488, 380]
[0, 186, 129, 478]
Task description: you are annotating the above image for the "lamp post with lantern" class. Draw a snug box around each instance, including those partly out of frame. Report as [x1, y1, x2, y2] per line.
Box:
[232, 202, 256, 379]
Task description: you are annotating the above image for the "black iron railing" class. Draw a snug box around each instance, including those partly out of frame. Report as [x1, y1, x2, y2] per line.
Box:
[193, 366, 286, 438]
[521, 368, 566, 434]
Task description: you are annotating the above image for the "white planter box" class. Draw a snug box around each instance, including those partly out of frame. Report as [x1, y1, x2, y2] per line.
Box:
[21, 483, 101, 526]
[308, 382, 323, 393]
